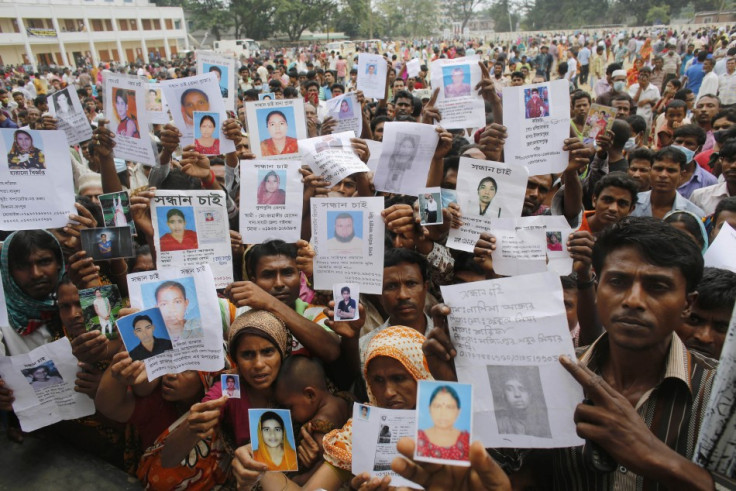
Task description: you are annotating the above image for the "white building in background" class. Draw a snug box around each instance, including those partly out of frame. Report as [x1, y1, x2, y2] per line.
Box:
[0, 0, 188, 70]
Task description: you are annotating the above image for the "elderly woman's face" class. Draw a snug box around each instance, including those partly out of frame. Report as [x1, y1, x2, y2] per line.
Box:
[366, 356, 417, 410]
[429, 391, 460, 430]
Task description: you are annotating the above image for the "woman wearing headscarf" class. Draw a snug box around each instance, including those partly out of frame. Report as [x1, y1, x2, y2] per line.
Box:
[252, 410, 298, 471]
[663, 210, 709, 255]
[7, 129, 46, 170]
[256, 171, 287, 205]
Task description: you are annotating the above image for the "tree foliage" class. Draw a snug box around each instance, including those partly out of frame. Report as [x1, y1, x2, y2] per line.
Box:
[375, 0, 439, 37]
[444, 0, 488, 30]
[274, 0, 337, 41]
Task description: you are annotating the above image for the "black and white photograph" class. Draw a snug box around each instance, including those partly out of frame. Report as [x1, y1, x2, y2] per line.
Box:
[22, 361, 64, 393]
[487, 364, 551, 438]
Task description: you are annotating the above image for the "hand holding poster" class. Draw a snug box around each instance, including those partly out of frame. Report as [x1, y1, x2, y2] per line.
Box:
[374, 122, 439, 195]
[103, 72, 157, 164]
[151, 190, 233, 288]
[300, 131, 369, 185]
[430, 56, 485, 130]
[311, 197, 385, 294]
[503, 79, 571, 175]
[440, 273, 583, 448]
[325, 93, 362, 136]
[447, 157, 528, 252]
[127, 264, 225, 381]
[48, 86, 93, 145]
[196, 50, 236, 112]
[239, 160, 303, 244]
[0, 128, 75, 230]
[0, 337, 95, 432]
[357, 53, 388, 100]
[245, 98, 307, 160]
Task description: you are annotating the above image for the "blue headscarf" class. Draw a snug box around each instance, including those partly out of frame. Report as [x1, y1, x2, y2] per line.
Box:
[0, 230, 65, 335]
[663, 210, 709, 256]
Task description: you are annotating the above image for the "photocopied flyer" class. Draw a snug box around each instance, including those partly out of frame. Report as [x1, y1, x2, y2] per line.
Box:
[103, 72, 158, 164]
[239, 160, 303, 244]
[300, 131, 369, 185]
[503, 79, 570, 175]
[311, 197, 385, 294]
[447, 157, 528, 252]
[151, 190, 233, 288]
[245, 98, 307, 160]
[196, 50, 236, 112]
[374, 122, 438, 196]
[430, 56, 485, 130]
[0, 128, 76, 230]
[440, 273, 583, 449]
[48, 86, 93, 145]
[127, 264, 225, 381]
[351, 403, 422, 489]
[357, 53, 388, 100]
[145, 82, 170, 125]
[325, 92, 363, 136]
[0, 337, 95, 432]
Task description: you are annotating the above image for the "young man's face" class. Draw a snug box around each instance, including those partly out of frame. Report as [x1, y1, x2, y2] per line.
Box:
[572, 98, 590, 122]
[612, 100, 630, 119]
[591, 186, 635, 228]
[381, 262, 427, 326]
[342, 290, 351, 301]
[627, 159, 652, 191]
[673, 134, 699, 152]
[133, 318, 155, 344]
[678, 304, 731, 359]
[12, 247, 61, 300]
[253, 254, 300, 308]
[650, 158, 682, 193]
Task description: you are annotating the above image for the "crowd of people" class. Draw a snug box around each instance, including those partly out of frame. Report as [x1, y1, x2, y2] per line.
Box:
[0, 22, 735, 490]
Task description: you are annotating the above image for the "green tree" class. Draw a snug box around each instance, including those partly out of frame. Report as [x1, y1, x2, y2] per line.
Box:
[376, 0, 438, 37]
[187, 0, 233, 41]
[645, 4, 670, 23]
[274, 0, 337, 41]
[229, 0, 278, 39]
[445, 0, 488, 30]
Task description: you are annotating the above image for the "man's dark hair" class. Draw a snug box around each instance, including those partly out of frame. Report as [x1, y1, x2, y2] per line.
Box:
[303, 80, 319, 91]
[626, 115, 647, 136]
[393, 90, 413, 104]
[694, 268, 736, 312]
[654, 146, 688, 170]
[510, 71, 524, 80]
[384, 248, 428, 282]
[627, 147, 654, 164]
[155, 280, 187, 301]
[673, 88, 694, 102]
[606, 63, 622, 76]
[246, 240, 297, 280]
[712, 109, 736, 126]
[340, 286, 350, 294]
[713, 197, 736, 226]
[132, 314, 153, 327]
[560, 274, 577, 291]
[697, 51, 708, 62]
[593, 171, 639, 203]
[721, 139, 736, 160]
[665, 99, 687, 113]
[331, 83, 345, 93]
[592, 217, 703, 293]
[571, 90, 591, 105]
[673, 124, 707, 146]
[8, 230, 62, 272]
[283, 87, 299, 98]
[611, 119, 632, 149]
[370, 116, 390, 133]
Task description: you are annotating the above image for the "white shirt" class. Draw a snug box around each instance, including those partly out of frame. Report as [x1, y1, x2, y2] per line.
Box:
[719, 71, 736, 105]
[690, 181, 733, 215]
[566, 58, 578, 79]
[698, 71, 719, 100]
[628, 83, 660, 125]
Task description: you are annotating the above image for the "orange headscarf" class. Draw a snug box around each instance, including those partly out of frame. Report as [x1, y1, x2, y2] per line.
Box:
[253, 411, 298, 471]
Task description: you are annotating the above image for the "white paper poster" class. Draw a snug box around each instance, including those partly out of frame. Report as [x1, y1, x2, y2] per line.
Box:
[430, 56, 485, 130]
[365, 139, 382, 173]
[0, 338, 95, 432]
[300, 131, 369, 185]
[374, 122, 438, 195]
[0, 128, 76, 230]
[503, 79, 570, 175]
[357, 53, 388, 100]
[325, 93, 363, 136]
[127, 265, 225, 381]
[704, 222, 736, 273]
[311, 197, 385, 294]
[351, 404, 422, 489]
[440, 273, 584, 448]
[239, 160, 303, 244]
[48, 86, 93, 145]
[196, 50, 236, 112]
[151, 190, 233, 288]
[144, 82, 170, 125]
[103, 72, 158, 164]
[447, 157, 528, 252]
[245, 98, 307, 160]
[406, 59, 421, 78]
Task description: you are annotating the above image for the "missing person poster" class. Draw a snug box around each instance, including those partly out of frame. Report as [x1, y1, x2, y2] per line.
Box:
[503, 79, 570, 176]
[0, 128, 75, 230]
[145, 82, 170, 125]
[103, 72, 158, 165]
[151, 190, 233, 288]
[299, 131, 369, 185]
[196, 50, 236, 112]
[447, 157, 528, 252]
[374, 122, 439, 196]
[357, 53, 388, 100]
[48, 86, 93, 145]
[440, 273, 583, 448]
[126, 264, 225, 381]
[325, 93, 362, 136]
[0, 337, 95, 432]
[311, 197, 385, 294]
[245, 98, 307, 160]
[239, 160, 303, 244]
[430, 56, 485, 130]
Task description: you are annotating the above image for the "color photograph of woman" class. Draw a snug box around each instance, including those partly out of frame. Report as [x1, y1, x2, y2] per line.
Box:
[338, 98, 354, 119]
[22, 361, 64, 393]
[114, 88, 140, 139]
[259, 109, 298, 157]
[194, 112, 220, 155]
[180, 88, 210, 128]
[256, 170, 286, 205]
[250, 409, 298, 471]
[416, 381, 472, 464]
[146, 88, 162, 112]
[158, 207, 199, 252]
[6, 129, 46, 170]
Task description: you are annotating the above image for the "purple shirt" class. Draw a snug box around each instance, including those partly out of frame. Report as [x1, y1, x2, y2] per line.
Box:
[677, 163, 718, 199]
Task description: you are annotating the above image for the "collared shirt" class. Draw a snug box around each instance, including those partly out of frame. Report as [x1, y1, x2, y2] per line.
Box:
[719, 71, 736, 105]
[677, 163, 719, 199]
[539, 333, 716, 491]
[628, 83, 660, 125]
[690, 181, 733, 215]
[630, 190, 706, 218]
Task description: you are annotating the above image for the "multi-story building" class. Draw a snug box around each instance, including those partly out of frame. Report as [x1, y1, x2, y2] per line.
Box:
[0, 0, 189, 70]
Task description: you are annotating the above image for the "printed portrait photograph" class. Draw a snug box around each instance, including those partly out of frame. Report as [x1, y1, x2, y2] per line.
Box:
[357, 404, 370, 421]
[415, 380, 473, 464]
[4, 128, 46, 170]
[79, 284, 123, 339]
[326, 210, 364, 256]
[204, 63, 229, 98]
[365, 63, 378, 75]
[256, 169, 287, 205]
[442, 65, 472, 99]
[178, 87, 211, 129]
[418, 190, 443, 226]
[52, 88, 75, 120]
[113, 87, 141, 139]
[99, 191, 135, 235]
[472, 176, 500, 218]
[194, 111, 221, 156]
[22, 360, 64, 393]
[332, 283, 359, 321]
[140, 276, 203, 343]
[337, 97, 354, 120]
[221, 374, 241, 399]
[313, 135, 344, 154]
[146, 87, 163, 112]
[256, 106, 298, 157]
[487, 364, 552, 438]
[382, 132, 420, 193]
[249, 409, 299, 471]
[117, 307, 173, 362]
[80, 226, 135, 261]
[259, 92, 273, 101]
[156, 206, 199, 252]
[524, 85, 550, 119]
[546, 231, 563, 251]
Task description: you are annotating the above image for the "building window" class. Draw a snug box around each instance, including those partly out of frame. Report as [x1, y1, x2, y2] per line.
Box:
[91, 19, 103, 31]
[142, 19, 152, 30]
[153, 19, 161, 30]
[105, 19, 113, 31]
[118, 19, 128, 30]
[174, 20, 181, 29]
[165, 19, 173, 29]
[129, 19, 137, 30]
